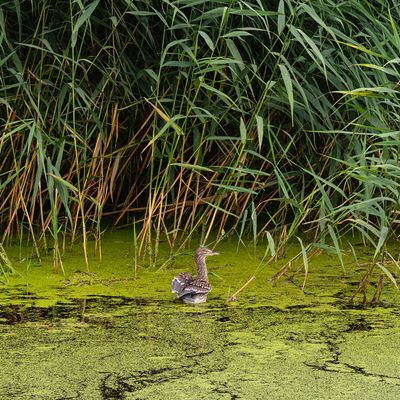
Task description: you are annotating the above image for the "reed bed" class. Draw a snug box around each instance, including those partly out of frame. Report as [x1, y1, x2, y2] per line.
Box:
[0, 1, 399, 293]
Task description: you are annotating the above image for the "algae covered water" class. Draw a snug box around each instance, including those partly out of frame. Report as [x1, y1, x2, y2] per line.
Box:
[1, 232, 399, 399]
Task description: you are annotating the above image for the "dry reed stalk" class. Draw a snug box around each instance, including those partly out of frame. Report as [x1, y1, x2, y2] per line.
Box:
[227, 275, 256, 302]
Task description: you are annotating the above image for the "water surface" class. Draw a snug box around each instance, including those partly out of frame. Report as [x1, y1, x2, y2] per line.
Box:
[1, 234, 399, 399]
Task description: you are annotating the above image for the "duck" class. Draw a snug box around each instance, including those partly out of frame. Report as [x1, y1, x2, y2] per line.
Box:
[172, 247, 219, 304]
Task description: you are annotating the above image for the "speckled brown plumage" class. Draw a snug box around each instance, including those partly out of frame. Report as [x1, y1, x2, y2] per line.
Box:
[172, 247, 219, 304]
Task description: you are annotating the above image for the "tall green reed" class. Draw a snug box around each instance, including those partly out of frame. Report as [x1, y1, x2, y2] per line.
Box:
[0, 1, 399, 296]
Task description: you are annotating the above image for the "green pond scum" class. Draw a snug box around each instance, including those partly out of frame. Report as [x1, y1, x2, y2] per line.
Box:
[0, 230, 399, 399]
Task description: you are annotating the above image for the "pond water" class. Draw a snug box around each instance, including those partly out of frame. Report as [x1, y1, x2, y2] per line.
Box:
[1, 232, 399, 399]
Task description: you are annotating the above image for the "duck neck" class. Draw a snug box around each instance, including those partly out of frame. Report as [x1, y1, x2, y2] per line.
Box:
[195, 255, 208, 281]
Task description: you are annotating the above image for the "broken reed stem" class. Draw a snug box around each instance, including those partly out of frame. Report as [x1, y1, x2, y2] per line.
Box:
[350, 263, 375, 306]
[227, 275, 256, 303]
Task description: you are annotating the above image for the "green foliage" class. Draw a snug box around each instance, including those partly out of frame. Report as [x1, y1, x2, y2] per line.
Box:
[0, 243, 16, 282]
[0, 0, 399, 286]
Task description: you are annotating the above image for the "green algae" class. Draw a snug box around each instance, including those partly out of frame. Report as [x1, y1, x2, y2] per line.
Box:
[1, 302, 400, 399]
[1, 231, 400, 399]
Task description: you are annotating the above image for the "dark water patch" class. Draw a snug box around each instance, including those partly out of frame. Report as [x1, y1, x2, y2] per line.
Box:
[216, 316, 231, 322]
[335, 301, 367, 310]
[344, 281, 361, 286]
[100, 373, 132, 400]
[0, 303, 77, 325]
[338, 300, 398, 310]
[100, 368, 178, 398]
[211, 381, 241, 400]
[345, 318, 372, 332]
[75, 294, 154, 311]
[284, 303, 324, 310]
[0, 296, 137, 326]
[0, 294, 230, 326]
[332, 285, 400, 310]
[307, 359, 400, 383]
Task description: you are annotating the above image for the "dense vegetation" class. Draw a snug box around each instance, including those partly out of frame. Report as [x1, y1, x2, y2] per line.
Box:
[0, 1, 399, 291]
